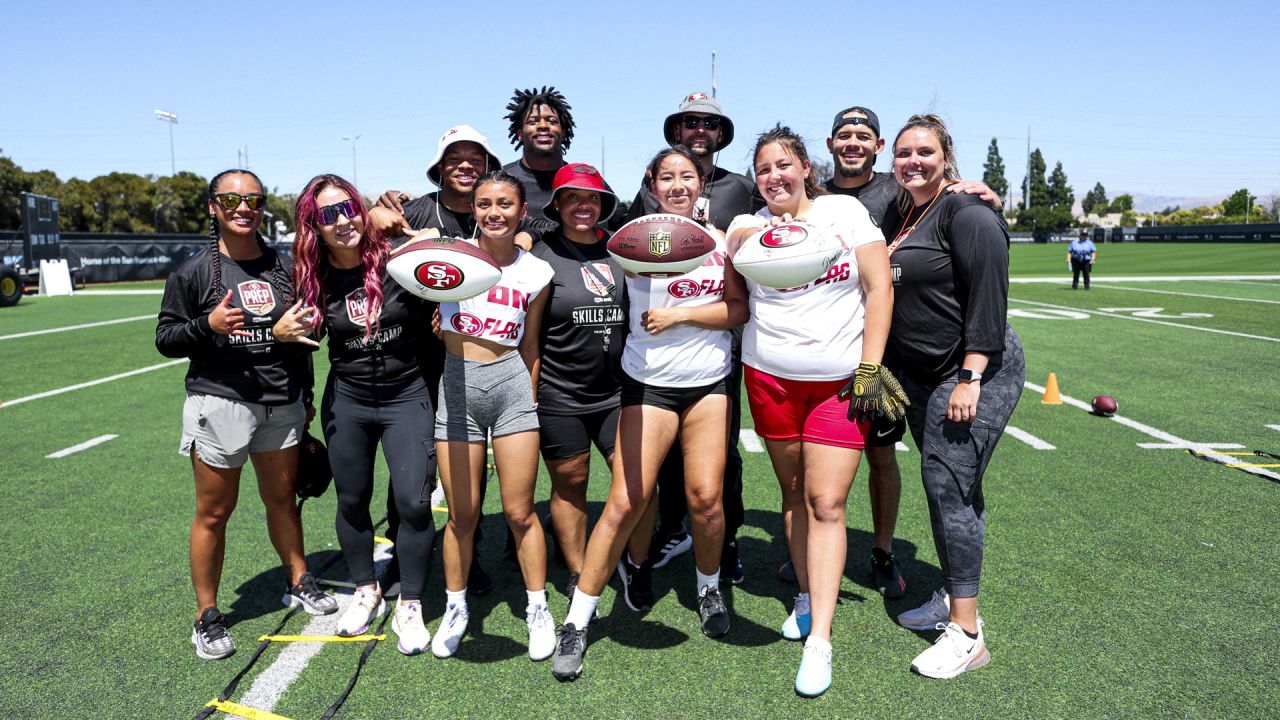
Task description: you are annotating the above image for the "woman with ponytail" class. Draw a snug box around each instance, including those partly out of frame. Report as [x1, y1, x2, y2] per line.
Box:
[274, 174, 439, 656]
[157, 169, 337, 662]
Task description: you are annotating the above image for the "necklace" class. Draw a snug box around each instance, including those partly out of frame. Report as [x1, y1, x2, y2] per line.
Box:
[889, 186, 946, 256]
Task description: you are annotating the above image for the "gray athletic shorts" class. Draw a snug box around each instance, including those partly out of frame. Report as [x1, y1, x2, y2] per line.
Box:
[179, 393, 305, 469]
[435, 352, 539, 442]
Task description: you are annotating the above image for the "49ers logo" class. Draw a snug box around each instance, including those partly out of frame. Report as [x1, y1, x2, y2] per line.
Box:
[236, 280, 276, 315]
[415, 261, 464, 290]
[759, 224, 808, 248]
[668, 278, 701, 299]
[451, 312, 483, 335]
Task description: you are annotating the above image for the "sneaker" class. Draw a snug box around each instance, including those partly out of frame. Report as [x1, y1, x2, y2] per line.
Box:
[778, 559, 797, 584]
[526, 604, 556, 661]
[391, 598, 430, 655]
[648, 527, 692, 569]
[871, 548, 907, 599]
[722, 540, 745, 585]
[282, 573, 338, 615]
[697, 586, 731, 638]
[910, 620, 989, 679]
[431, 602, 469, 658]
[191, 607, 236, 660]
[795, 640, 833, 697]
[897, 588, 950, 631]
[467, 562, 493, 597]
[781, 593, 811, 641]
[336, 585, 386, 637]
[551, 623, 587, 680]
[616, 555, 655, 612]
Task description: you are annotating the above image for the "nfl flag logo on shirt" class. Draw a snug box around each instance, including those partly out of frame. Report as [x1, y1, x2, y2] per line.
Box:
[345, 288, 369, 325]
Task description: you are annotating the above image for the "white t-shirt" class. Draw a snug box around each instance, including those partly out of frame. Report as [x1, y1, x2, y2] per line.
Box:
[728, 194, 885, 381]
[621, 234, 732, 387]
[440, 247, 554, 347]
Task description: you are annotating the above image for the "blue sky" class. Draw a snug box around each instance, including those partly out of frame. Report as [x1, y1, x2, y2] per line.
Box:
[3, 0, 1277, 208]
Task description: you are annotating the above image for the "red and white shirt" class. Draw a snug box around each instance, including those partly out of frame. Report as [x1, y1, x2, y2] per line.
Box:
[440, 248, 554, 347]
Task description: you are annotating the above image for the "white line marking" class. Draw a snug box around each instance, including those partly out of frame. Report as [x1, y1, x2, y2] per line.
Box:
[1137, 442, 1244, 450]
[1009, 298, 1280, 343]
[1025, 380, 1280, 482]
[1204, 279, 1280, 287]
[1009, 275, 1280, 283]
[895, 441, 910, 452]
[1267, 425, 1280, 433]
[74, 289, 164, 295]
[1, 359, 187, 408]
[739, 428, 764, 452]
[46, 434, 118, 458]
[1090, 285, 1280, 305]
[0, 314, 154, 341]
[1004, 426, 1056, 450]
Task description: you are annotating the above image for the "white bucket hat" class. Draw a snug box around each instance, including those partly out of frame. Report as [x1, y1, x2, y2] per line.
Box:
[427, 124, 502, 188]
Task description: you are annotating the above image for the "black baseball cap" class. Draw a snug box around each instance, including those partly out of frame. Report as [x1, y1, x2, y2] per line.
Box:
[831, 107, 880, 138]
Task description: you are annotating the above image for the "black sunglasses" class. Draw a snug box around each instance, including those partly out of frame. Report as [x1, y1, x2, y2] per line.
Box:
[213, 193, 266, 211]
[681, 116, 722, 131]
[316, 199, 360, 226]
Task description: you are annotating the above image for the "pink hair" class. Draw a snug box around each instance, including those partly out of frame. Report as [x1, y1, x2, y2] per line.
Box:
[292, 174, 389, 341]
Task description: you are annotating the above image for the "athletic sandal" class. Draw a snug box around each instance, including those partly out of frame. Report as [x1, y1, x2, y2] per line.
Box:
[897, 588, 950, 631]
[282, 573, 338, 616]
[526, 604, 556, 661]
[391, 598, 430, 655]
[336, 585, 386, 637]
[191, 607, 236, 661]
[431, 602, 469, 658]
[781, 593, 811, 641]
[910, 620, 989, 679]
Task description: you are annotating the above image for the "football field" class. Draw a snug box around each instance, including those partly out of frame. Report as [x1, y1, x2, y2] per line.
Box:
[0, 243, 1277, 719]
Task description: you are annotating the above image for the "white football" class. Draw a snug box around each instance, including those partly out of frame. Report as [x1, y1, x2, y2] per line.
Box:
[731, 223, 842, 289]
[386, 237, 502, 301]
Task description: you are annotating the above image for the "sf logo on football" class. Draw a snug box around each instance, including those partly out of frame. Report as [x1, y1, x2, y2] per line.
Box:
[416, 261, 463, 290]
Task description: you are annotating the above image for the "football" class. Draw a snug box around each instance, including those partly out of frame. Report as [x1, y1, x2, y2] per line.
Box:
[607, 214, 717, 278]
[1091, 395, 1118, 416]
[386, 237, 502, 302]
[731, 222, 842, 289]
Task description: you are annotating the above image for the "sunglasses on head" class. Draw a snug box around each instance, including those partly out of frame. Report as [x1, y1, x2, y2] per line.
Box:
[681, 116, 722, 131]
[316, 199, 360, 226]
[213, 193, 266, 211]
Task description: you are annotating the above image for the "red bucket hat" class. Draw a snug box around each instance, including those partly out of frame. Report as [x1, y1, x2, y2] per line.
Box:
[542, 163, 617, 223]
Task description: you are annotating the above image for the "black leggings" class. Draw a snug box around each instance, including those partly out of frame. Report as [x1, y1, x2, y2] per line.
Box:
[323, 375, 436, 600]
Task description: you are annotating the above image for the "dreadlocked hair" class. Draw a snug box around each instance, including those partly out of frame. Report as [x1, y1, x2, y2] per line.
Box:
[892, 114, 960, 214]
[293, 174, 388, 342]
[504, 86, 575, 150]
[752, 124, 827, 202]
[207, 169, 291, 307]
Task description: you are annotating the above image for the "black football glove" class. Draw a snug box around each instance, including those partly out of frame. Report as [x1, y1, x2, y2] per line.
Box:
[839, 362, 909, 423]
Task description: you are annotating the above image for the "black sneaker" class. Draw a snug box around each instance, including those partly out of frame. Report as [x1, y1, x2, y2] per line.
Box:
[468, 561, 493, 597]
[698, 586, 731, 638]
[616, 554, 655, 612]
[722, 540, 745, 585]
[191, 607, 236, 660]
[648, 527, 692, 569]
[282, 573, 338, 615]
[551, 623, 587, 681]
[870, 547, 906, 599]
[778, 559, 797, 584]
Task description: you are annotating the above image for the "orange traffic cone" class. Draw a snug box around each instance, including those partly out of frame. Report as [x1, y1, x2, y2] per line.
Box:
[1042, 373, 1062, 405]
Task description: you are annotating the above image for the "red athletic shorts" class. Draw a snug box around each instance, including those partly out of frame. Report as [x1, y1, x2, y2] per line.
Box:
[744, 365, 870, 449]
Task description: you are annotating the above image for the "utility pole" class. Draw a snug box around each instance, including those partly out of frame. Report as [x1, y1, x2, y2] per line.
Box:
[343, 135, 362, 188]
[711, 50, 717, 98]
[154, 109, 178, 175]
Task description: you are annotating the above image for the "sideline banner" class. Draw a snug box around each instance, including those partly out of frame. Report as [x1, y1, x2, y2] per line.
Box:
[55, 234, 293, 283]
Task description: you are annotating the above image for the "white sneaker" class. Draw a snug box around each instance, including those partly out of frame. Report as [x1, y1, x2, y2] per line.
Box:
[897, 588, 950, 631]
[431, 602, 469, 658]
[795, 639, 832, 697]
[781, 593, 811, 641]
[391, 598, 430, 655]
[526, 604, 556, 661]
[911, 620, 989, 679]
[336, 585, 386, 637]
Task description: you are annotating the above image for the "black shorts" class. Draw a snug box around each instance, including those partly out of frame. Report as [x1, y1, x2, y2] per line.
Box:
[621, 376, 728, 414]
[538, 405, 621, 461]
[866, 414, 906, 447]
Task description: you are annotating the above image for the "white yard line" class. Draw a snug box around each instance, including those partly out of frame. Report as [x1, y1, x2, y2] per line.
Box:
[1009, 275, 1280, 283]
[1008, 298, 1280, 343]
[895, 441, 910, 452]
[1137, 442, 1244, 450]
[1025, 380, 1280, 482]
[1089, 285, 1280, 305]
[0, 314, 154, 341]
[1, 359, 187, 408]
[1267, 425, 1280, 433]
[738, 428, 764, 452]
[1004, 426, 1056, 450]
[46, 434, 118, 458]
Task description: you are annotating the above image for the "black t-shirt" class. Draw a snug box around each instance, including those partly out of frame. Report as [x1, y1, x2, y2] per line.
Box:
[401, 192, 476, 238]
[530, 232, 626, 414]
[320, 265, 434, 392]
[157, 246, 311, 405]
[624, 166, 763, 232]
[824, 172, 900, 229]
[886, 193, 1010, 382]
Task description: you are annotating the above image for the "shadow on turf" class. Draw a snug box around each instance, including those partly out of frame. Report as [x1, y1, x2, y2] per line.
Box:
[225, 549, 344, 628]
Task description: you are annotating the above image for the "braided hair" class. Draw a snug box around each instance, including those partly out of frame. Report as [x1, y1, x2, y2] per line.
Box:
[504, 86, 575, 150]
[207, 169, 292, 306]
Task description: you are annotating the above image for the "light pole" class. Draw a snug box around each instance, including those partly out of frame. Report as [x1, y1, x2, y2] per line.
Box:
[343, 134, 362, 187]
[154, 109, 178, 175]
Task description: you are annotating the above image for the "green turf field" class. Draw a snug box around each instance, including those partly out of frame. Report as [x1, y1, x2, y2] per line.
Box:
[1, 246, 1277, 719]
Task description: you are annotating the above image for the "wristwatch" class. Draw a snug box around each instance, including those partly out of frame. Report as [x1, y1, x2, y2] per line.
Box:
[958, 368, 983, 383]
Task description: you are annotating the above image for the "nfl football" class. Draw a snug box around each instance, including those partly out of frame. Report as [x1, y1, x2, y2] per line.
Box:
[607, 214, 717, 278]
[1091, 395, 1118, 416]
[386, 237, 502, 302]
[731, 222, 842, 289]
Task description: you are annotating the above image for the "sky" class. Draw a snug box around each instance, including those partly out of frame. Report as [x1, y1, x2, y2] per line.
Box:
[3, 0, 1277, 211]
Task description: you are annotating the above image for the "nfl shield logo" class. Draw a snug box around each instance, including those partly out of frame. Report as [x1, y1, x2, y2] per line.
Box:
[237, 280, 276, 316]
[648, 231, 672, 257]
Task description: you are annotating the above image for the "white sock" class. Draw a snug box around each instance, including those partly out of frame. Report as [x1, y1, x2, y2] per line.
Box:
[446, 588, 467, 609]
[526, 588, 548, 611]
[696, 568, 720, 596]
[566, 591, 600, 629]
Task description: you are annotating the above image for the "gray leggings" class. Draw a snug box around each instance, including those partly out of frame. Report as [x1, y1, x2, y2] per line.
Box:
[900, 325, 1024, 598]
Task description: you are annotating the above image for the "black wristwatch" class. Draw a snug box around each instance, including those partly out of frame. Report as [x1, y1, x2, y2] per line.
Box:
[958, 368, 982, 383]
